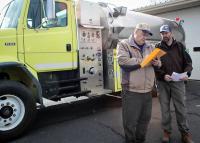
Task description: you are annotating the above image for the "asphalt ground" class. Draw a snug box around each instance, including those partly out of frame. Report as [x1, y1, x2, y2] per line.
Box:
[8, 80, 200, 143]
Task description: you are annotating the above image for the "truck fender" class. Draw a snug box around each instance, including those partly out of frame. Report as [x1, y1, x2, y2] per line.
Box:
[0, 62, 43, 106]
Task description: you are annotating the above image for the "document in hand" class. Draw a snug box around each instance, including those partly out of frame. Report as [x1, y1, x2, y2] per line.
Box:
[171, 72, 187, 81]
[140, 48, 166, 68]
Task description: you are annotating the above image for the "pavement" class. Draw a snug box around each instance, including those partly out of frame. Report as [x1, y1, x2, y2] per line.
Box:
[8, 80, 200, 143]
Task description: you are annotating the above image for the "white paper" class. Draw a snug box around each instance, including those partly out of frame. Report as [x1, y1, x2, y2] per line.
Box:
[171, 72, 187, 81]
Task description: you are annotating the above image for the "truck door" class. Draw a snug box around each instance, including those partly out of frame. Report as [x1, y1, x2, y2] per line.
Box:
[23, 0, 76, 72]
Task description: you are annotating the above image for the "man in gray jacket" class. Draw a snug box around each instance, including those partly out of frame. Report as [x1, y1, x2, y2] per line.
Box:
[117, 23, 161, 143]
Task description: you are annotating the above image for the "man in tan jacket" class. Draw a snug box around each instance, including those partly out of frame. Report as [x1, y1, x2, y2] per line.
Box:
[117, 23, 161, 143]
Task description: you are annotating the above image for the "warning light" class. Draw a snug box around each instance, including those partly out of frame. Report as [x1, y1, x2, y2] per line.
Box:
[175, 17, 184, 25]
[175, 17, 180, 22]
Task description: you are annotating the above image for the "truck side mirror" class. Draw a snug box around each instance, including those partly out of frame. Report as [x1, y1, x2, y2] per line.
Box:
[113, 9, 120, 18]
[40, 0, 58, 28]
[46, 0, 55, 19]
[113, 6, 127, 17]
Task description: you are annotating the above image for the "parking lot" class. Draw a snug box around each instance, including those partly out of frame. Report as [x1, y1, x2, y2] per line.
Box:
[8, 81, 200, 143]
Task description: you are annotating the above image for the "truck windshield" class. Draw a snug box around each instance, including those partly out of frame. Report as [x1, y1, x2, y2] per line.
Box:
[0, 0, 23, 29]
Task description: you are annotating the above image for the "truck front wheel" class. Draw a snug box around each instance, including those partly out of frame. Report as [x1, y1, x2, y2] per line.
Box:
[0, 81, 36, 141]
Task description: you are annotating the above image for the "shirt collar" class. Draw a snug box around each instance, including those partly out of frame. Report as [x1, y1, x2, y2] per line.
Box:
[128, 35, 149, 50]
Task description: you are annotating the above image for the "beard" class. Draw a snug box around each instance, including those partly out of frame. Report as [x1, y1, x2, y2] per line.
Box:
[163, 37, 170, 42]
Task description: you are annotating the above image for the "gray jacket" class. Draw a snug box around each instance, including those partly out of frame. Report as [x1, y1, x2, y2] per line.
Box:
[117, 35, 155, 93]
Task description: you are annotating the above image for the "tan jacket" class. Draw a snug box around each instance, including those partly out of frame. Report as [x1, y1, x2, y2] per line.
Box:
[117, 35, 155, 93]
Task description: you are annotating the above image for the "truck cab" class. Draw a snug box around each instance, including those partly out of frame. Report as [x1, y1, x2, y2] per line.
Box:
[0, 0, 82, 140]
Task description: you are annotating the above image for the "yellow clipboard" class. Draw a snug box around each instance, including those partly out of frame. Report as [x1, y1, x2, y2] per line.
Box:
[140, 48, 166, 68]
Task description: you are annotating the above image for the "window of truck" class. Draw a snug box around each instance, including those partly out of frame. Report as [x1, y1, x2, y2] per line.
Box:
[27, 0, 67, 29]
[0, 0, 23, 28]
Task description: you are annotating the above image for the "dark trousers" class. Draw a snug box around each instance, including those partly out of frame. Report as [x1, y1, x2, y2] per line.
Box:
[122, 90, 152, 143]
[157, 81, 190, 134]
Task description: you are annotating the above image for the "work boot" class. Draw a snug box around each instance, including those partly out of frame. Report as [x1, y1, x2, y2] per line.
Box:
[181, 133, 194, 143]
[162, 130, 170, 143]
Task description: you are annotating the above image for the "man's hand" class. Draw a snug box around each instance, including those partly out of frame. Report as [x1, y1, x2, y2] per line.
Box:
[180, 75, 188, 81]
[164, 74, 172, 82]
[152, 59, 161, 67]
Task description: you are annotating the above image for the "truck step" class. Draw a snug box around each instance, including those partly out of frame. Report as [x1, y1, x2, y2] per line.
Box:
[45, 77, 88, 85]
[49, 90, 91, 100]
[48, 85, 79, 92]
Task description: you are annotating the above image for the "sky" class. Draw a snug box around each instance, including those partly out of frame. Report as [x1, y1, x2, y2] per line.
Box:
[0, 0, 170, 12]
[0, 0, 11, 11]
[0, 0, 145, 10]
[77, 0, 170, 9]
[83, 0, 152, 9]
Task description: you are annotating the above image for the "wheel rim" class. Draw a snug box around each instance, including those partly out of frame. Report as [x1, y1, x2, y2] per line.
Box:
[0, 95, 25, 131]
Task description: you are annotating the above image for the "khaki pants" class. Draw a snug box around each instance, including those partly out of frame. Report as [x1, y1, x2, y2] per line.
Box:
[122, 90, 152, 143]
[157, 81, 190, 134]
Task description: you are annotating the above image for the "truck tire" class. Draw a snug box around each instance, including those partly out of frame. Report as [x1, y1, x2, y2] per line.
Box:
[0, 81, 37, 141]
